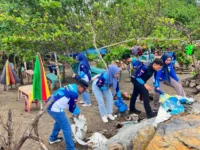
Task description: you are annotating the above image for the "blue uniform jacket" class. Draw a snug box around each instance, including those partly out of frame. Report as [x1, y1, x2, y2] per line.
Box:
[131, 62, 163, 94]
[47, 84, 80, 115]
[155, 63, 179, 88]
[128, 58, 142, 71]
[95, 72, 122, 98]
[76, 63, 91, 81]
[164, 52, 176, 65]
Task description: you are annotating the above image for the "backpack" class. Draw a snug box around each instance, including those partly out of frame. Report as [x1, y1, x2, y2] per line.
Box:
[131, 46, 143, 56]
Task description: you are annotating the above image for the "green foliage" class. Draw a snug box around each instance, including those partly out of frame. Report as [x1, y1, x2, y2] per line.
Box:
[87, 53, 98, 61]
[103, 46, 130, 64]
[190, 71, 197, 77]
[176, 50, 192, 67]
[66, 57, 77, 66]
[0, 0, 200, 74]
[96, 61, 105, 68]
[162, 0, 198, 24]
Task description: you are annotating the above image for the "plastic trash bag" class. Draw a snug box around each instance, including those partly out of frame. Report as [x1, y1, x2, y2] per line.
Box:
[176, 95, 194, 104]
[87, 132, 108, 148]
[154, 95, 194, 127]
[114, 98, 128, 113]
[159, 93, 170, 103]
[153, 107, 171, 128]
[71, 115, 87, 141]
[161, 97, 184, 115]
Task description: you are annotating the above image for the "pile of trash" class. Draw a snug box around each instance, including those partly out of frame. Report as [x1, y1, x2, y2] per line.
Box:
[153, 94, 194, 127]
[71, 115, 108, 149]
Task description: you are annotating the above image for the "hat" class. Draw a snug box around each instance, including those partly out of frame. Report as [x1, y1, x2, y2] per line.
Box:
[77, 79, 88, 88]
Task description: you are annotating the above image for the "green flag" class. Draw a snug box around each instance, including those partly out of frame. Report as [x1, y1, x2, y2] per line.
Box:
[185, 45, 194, 55]
[32, 54, 42, 101]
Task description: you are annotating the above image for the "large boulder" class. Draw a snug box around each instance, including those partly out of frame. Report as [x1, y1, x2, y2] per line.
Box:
[132, 125, 155, 150]
[94, 119, 155, 150]
[184, 102, 200, 115]
[146, 115, 200, 150]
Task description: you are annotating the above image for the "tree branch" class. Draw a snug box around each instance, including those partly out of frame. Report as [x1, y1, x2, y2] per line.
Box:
[90, 19, 108, 69]
[14, 98, 53, 150]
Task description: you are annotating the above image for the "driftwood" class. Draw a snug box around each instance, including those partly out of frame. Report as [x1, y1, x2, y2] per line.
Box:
[0, 109, 13, 150]
[0, 98, 53, 150]
[14, 98, 53, 150]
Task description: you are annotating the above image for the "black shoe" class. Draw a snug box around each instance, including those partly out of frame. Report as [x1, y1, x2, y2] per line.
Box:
[147, 112, 158, 119]
[129, 109, 141, 115]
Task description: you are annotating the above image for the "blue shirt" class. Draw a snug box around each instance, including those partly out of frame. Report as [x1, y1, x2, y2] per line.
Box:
[77, 63, 91, 82]
[95, 72, 121, 98]
[155, 63, 179, 88]
[131, 62, 163, 93]
[47, 85, 80, 115]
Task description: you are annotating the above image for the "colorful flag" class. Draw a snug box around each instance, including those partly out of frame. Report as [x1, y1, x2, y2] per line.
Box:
[32, 53, 50, 102]
[0, 60, 20, 87]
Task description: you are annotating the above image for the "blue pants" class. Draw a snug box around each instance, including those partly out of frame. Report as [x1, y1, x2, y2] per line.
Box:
[47, 110, 75, 150]
[92, 81, 113, 117]
[81, 91, 91, 104]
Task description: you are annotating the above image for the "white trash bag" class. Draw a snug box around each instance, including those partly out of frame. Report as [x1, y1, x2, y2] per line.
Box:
[87, 132, 108, 148]
[153, 106, 171, 128]
[71, 114, 88, 144]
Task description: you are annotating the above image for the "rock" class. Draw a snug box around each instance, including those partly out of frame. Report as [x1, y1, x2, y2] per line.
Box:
[189, 82, 196, 88]
[132, 125, 155, 150]
[190, 80, 196, 83]
[184, 102, 200, 115]
[185, 81, 190, 87]
[194, 94, 200, 102]
[94, 119, 155, 150]
[146, 115, 200, 150]
[108, 143, 124, 150]
[196, 85, 200, 90]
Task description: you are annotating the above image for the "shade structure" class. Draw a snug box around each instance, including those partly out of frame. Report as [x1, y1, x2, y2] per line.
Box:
[32, 53, 50, 103]
[0, 60, 20, 86]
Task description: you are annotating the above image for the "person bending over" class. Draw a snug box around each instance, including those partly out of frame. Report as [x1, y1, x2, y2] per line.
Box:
[129, 58, 164, 119]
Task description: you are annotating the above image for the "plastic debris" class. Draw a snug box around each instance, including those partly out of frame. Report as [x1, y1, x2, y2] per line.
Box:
[162, 97, 184, 115]
[71, 115, 87, 145]
[125, 113, 139, 121]
[116, 121, 138, 129]
[154, 94, 194, 128]
[153, 107, 171, 128]
[114, 98, 128, 113]
[87, 132, 108, 148]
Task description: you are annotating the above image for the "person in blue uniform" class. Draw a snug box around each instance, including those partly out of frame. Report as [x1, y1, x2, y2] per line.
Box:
[122, 54, 144, 103]
[129, 58, 164, 119]
[47, 79, 88, 150]
[153, 53, 185, 111]
[92, 65, 122, 123]
[122, 54, 143, 77]
[75, 53, 92, 107]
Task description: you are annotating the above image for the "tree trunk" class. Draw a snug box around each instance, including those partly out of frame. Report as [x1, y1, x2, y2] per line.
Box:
[18, 57, 24, 85]
[54, 52, 61, 87]
[62, 52, 66, 83]
[14, 56, 17, 72]
[192, 53, 199, 76]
